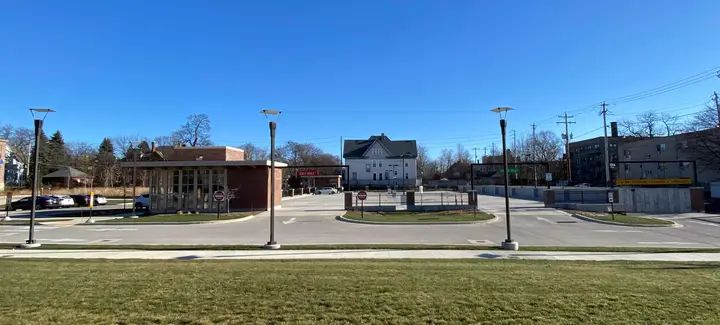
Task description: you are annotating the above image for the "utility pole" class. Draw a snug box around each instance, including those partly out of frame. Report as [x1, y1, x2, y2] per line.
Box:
[340, 136, 343, 165]
[531, 123, 537, 186]
[472, 147, 479, 163]
[600, 102, 611, 187]
[511, 130, 518, 179]
[491, 142, 497, 157]
[714, 92, 720, 126]
[557, 112, 576, 183]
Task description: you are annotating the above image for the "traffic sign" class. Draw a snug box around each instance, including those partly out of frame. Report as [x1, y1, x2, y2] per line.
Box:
[545, 173, 552, 181]
[607, 191, 614, 203]
[357, 190, 367, 201]
[297, 170, 319, 177]
[213, 190, 226, 202]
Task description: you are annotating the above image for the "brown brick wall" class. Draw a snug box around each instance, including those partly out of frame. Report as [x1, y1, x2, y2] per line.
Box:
[226, 166, 283, 211]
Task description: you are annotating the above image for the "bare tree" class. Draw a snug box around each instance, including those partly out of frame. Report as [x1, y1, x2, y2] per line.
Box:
[437, 149, 455, 173]
[172, 114, 212, 147]
[2, 125, 33, 168]
[619, 111, 667, 138]
[153, 135, 178, 147]
[240, 143, 269, 160]
[455, 144, 471, 163]
[683, 103, 720, 169]
[416, 144, 430, 179]
[659, 113, 682, 136]
[524, 130, 563, 162]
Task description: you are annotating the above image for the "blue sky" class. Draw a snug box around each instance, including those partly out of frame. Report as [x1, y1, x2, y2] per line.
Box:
[1, 0, 718, 158]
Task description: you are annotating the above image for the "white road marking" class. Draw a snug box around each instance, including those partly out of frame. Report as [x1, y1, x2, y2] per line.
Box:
[536, 217, 554, 224]
[687, 220, 720, 227]
[84, 228, 138, 232]
[36, 238, 87, 242]
[0, 233, 19, 237]
[638, 242, 699, 245]
[282, 218, 297, 225]
[593, 230, 643, 233]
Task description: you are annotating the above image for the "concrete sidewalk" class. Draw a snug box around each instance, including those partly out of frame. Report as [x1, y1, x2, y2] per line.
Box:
[1, 249, 720, 262]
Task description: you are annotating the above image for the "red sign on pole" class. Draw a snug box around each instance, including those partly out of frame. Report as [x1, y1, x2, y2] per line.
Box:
[297, 170, 319, 177]
[357, 190, 367, 201]
[213, 190, 226, 202]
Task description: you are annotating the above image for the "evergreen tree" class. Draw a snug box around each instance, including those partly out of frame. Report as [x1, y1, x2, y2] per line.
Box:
[46, 130, 70, 172]
[96, 138, 116, 187]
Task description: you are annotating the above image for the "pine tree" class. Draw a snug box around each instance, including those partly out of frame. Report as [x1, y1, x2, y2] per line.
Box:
[46, 130, 69, 172]
[97, 138, 116, 187]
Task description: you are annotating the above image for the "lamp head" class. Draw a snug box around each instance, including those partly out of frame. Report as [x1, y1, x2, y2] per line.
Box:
[29, 108, 55, 120]
[490, 107, 513, 119]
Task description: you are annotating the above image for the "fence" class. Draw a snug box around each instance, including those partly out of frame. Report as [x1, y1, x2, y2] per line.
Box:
[349, 190, 475, 212]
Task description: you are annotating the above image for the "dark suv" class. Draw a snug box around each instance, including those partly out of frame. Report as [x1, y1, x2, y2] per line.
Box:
[10, 196, 61, 211]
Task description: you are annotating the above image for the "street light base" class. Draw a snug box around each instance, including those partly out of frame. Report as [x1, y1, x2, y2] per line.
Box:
[2, 216, 11, 222]
[263, 242, 281, 250]
[85, 218, 96, 224]
[20, 242, 41, 249]
[501, 240, 519, 251]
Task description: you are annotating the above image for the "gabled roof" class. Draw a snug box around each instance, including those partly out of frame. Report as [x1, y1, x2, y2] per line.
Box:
[42, 167, 88, 179]
[343, 134, 418, 159]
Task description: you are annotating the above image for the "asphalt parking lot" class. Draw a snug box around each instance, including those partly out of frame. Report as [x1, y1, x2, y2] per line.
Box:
[1, 193, 720, 248]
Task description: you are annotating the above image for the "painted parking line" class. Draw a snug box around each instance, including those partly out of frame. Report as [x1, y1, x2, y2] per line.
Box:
[687, 220, 720, 227]
[593, 230, 643, 233]
[282, 218, 297, 225]
[84, 228, 138, 232]
[638, 241, 699, 245]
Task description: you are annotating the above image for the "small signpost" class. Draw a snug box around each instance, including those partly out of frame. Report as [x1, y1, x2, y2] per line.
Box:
[607, 190, 615, 220]
[545, 173, 552, 181]
[4, 192, 12, 221]
[357, 190, 367, 218]
[213, 190, 226, 219]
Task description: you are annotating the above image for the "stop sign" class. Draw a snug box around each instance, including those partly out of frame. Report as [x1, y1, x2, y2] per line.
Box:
[213, 190, 226, 201]
[357, 190, 367, 200]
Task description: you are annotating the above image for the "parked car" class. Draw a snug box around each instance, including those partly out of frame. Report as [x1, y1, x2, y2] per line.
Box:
[49, 195, 75, 208]
[9, 196, 61, 211]
[69, 194, 108, 207]
[315, 187, 337, 195]
[135, 194, 150, 209]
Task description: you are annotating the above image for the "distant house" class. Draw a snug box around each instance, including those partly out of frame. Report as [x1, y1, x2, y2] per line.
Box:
[343, 133, 419, 188]
[443, 161, 471, 180]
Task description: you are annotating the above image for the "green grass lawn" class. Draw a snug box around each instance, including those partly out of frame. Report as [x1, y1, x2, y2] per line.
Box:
[0, 259, 719, 324]
[574, 211, 674, 226]
[344, 210, 493, 222]
[101, 212, 253, 223]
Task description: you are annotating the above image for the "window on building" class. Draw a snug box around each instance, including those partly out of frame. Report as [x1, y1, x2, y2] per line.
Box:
[379, 161, 382, 167]
[373, 173, 376, 180]
[352, 172, 357, 180]
[657, 144, 665, 153]
[379, 173, 383, 180]
[394, 170, 397, 176]
[405, 162, 408, 167]
[372, 160, 376, 167]
[405, 173, 408, 179]
[365, 164, 370, 172]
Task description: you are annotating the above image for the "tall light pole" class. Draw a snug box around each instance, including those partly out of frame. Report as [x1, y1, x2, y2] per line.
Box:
[262, 109, 282, 250]
[491, 107, 518, 251]
[21, 108, 55, 249]
[128, 141, 139, 218]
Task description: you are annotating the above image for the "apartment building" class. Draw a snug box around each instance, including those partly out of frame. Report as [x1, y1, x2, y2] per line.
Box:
[343, 134, 419, 188]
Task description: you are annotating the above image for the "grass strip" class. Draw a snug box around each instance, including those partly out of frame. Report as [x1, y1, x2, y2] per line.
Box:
[98, 212, 253, 223]
[1, 243, 719, 253]
[344, 210, 493, 222]
[0, 259, 719, 324]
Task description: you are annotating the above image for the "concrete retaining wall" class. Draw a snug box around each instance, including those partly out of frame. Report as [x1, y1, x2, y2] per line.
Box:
[406, 205, 473, 212]
[475, 186, 547, 201]
[619, 188, 691, 213]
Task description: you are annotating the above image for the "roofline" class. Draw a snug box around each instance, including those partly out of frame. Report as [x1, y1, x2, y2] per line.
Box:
[171, 146, 245, 152]
[120, 160, 287, 168]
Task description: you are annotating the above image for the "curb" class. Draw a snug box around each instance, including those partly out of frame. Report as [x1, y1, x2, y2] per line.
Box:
[77, 214, 256, 226]
[335, 214, 498, 225]
[570, 214, 682, 228]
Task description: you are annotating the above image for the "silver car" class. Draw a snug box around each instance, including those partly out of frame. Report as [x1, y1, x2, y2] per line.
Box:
[315, 187, 337, 195]
[49, 195, 75, 208]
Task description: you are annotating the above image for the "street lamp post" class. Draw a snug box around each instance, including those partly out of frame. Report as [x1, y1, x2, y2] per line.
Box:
[262, 109, 282, 250]
[22, 108, 55, 249]
[128, 142, 139, 218]
[491, 107, 519, 251]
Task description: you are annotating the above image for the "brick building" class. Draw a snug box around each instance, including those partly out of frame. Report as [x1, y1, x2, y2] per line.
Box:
[120, 145, 286, 213]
